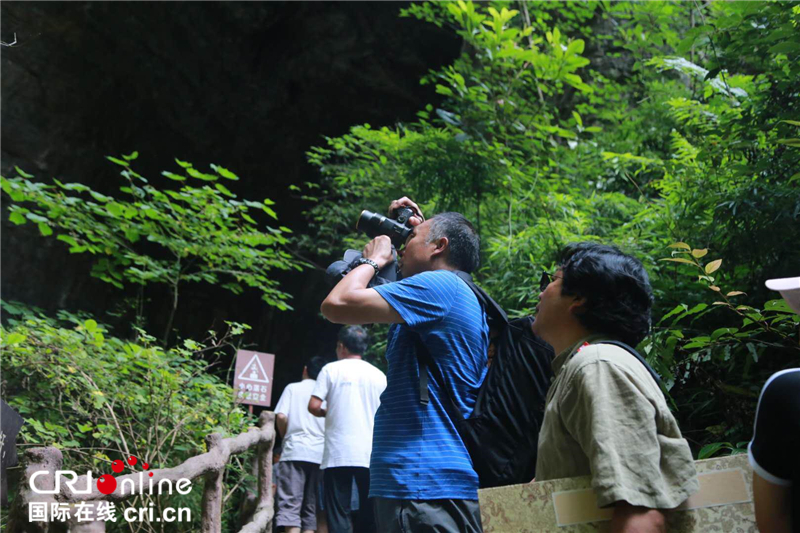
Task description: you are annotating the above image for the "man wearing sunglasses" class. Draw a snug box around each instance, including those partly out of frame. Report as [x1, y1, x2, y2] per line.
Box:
[321, 197, 488, 532]
[532, 242, 698, 533]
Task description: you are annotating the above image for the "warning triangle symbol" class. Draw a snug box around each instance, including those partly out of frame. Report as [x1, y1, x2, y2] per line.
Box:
[238, 354, 270, 384]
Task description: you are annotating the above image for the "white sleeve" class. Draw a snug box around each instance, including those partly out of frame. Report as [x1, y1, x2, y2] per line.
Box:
[274, 385, 292, 416]
[312, 365, 331, 401]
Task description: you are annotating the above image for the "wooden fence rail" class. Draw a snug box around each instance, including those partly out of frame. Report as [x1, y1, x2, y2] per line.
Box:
[8, 411, 275, 532]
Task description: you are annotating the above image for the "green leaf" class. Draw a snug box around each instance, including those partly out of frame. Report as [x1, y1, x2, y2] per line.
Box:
[668, 242, 691, 250]
[38, 223, 53, 236]
[3, 332, 26, 345]
[572, 111, 583, 128]
[705, 259, 722, 274]
[215, 183, 235, 197]
[106, 203, 125, 217]
[122, 151, 139, 161]
[686, 303, 708, 315]
[768, 41, 800, 54]
[89, 191, 110, 203]
[175, 158, 193, 169]
[566, 39, 585, 55]
[187, 167, 217, 181]
[683, 340, 708, 349]
[162, 171, 186, 181]
[658, 304, 687, 325]
[9, 211, 27, 225]
[84, 319, 98, 333]
[57, 234, 79, 247]
[659, 257, 696, 266]
[711, 327, 738, 341]
[211, 164, 240, 181]
[106, 156, 130, 167]
[14, 166, 34, 178]
[263, 207, 278, 219]
[25, 213, 48, 223]
[698, 442, 728, 460]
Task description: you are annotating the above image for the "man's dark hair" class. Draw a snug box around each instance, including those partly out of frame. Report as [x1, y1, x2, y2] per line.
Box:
[306, 355, 327, 380]
[427, 212, 480, 273]
[337, 325, 368, 355]
[558, 242, 653, 346]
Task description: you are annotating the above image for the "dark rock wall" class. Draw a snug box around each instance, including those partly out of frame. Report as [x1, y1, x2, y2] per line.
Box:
[1, 2, 460, 397]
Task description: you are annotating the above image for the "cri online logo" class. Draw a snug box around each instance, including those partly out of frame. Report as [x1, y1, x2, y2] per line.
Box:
[30, 456, 192, 496]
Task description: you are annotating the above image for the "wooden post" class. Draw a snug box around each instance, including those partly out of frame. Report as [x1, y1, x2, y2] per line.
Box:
[7, 447, 62, 532]
[201, 433, 225, 533]
[256, 412, 273, 512]
[238, 411, 275, 533]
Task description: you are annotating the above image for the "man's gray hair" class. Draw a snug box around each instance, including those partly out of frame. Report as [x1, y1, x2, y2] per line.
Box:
[426, 212, 480, 273]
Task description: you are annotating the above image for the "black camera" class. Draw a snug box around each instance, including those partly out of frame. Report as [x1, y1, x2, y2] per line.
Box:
[356, 207, 415, 248]
[325, 206, 416, 287]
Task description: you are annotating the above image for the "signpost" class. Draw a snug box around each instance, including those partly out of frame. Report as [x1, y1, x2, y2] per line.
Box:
[233, 350, 275, 413]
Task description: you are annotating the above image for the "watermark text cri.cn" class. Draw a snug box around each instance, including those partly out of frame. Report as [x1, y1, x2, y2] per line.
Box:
[29, 501, 192, 523]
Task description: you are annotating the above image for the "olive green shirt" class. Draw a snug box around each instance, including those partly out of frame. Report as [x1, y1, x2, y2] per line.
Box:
[535, 337, 699, 509]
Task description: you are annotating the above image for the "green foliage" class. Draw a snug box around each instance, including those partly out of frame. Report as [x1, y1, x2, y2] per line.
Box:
[0, 301, 256, 531]
[646, 244, 800, 456]
[2, 155, 302, 343]
[298, 1, 800, 455]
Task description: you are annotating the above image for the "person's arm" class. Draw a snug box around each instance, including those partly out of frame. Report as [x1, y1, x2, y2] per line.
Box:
[321, 236, 404, 325]
[609, 502, 666, 533]
[275, 413, 288, 438]
[753, 472, 793, 533]
[308, 395, 327, 417]
[273, 387, 291, 439]
[748, 370, 799, 533]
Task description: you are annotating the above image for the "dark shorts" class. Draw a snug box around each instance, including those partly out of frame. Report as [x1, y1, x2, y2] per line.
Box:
[373, 497, 483, 533]
[275, 460, 321, 530]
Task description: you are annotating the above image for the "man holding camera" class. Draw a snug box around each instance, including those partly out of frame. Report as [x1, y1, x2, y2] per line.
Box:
[321, 198, 488, 532]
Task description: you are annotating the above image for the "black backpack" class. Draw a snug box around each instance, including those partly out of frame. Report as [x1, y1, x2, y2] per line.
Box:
[415, 271, 663, 489]
[414, 271, 554, 489]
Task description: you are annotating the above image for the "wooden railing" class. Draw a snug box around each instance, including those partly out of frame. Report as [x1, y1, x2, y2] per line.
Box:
[8, 411, 275, 532]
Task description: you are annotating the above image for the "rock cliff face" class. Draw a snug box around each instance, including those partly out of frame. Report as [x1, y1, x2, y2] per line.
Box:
[1, 2, 459, 390]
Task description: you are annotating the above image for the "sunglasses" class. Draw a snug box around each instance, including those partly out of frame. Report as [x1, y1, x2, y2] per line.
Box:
[539, 271, 562, 293]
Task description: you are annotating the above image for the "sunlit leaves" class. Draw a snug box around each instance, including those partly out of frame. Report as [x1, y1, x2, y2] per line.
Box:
[1, 156, 301, 322]
[1, 303, 255, 525]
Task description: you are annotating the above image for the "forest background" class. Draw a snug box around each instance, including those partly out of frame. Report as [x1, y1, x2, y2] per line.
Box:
[1, 1, 799, 531]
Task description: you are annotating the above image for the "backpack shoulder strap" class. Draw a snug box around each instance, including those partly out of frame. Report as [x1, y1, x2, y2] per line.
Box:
[454, 271, 508, 327]
[594, 340, 664, 389]
[414, 333, 464, 421]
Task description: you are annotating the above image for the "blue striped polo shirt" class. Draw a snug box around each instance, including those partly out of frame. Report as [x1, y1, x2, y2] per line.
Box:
[370, 269, 488, 500]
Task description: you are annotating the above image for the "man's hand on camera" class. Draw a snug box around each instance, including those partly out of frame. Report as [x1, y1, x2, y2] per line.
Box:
[363, 235, 394, 269]
[321, 238, 404, 324]
[389, 197, 424, 227]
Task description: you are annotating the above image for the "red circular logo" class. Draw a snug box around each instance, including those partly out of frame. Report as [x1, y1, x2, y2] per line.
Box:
[97, 474, 117, 495]
[111, 460, 124, 474]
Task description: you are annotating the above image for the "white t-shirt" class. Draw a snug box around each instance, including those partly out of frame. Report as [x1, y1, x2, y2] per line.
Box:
[312, 358, 387, 469]
[274, 379, 326, 464]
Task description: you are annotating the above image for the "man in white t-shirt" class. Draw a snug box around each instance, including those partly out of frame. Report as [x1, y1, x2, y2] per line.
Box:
[275, 356, 328, 533]
[308, 326, 386, 533]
